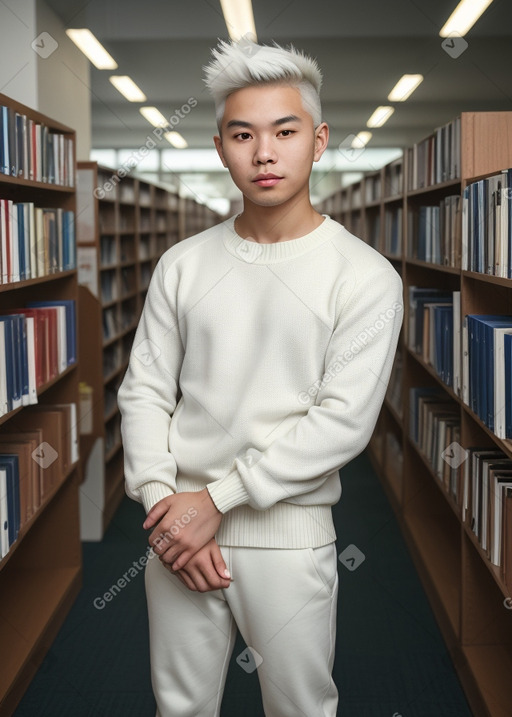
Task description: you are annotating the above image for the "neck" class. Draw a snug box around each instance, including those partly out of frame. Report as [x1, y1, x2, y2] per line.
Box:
[235, 192, 324, 244]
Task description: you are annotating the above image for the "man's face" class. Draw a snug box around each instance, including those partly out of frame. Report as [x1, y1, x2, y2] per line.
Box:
[214, 84, 328, 209]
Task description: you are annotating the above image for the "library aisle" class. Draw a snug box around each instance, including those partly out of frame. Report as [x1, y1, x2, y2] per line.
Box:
[12, 451, 472, 717]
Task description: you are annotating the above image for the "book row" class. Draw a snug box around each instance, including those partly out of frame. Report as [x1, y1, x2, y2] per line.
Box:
[1, 199, 76, 283]
[0, 402, 79, 559]
[0, 300, 77, 416]
[407, 195, 461, 266]
[406, 117, 461, 191]
[0, 105, 74, 186]
[462, 168, 512, 278]
[408, 287, 459, 390]
[463, 447, 512, 579]
[409, 387, 512, 586]
[408, 287, 512, 439]
[463, 314, 512, 440]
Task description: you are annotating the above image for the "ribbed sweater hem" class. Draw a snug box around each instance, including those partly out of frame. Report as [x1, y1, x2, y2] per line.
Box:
[178, 477, 336, 548]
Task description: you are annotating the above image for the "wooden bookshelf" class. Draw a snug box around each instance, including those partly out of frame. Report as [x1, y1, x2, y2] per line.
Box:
[180, 195, 221, 241]
[318, 111, 512, 717]
[75, 163, 221, 540]
[0, 92, 81, 716]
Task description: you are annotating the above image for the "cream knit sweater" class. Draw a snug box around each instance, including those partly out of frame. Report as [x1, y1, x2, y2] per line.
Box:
[117, 214, 403, 548]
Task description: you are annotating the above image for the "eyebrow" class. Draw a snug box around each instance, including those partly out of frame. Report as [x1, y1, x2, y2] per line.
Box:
[226, 115, 302, 129]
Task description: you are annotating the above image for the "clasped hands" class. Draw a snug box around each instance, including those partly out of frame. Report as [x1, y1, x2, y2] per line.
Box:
[143, 488, 232, 593]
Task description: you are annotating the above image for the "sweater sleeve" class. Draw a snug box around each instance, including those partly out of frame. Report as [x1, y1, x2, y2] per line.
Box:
[207, 266, 404, 513]
[117, 258, 184, 513]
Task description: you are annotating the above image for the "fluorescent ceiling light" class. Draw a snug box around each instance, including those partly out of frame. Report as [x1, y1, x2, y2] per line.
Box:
[140, 106, 169, 128]
[164, 131, 188, 149]
[352, 132, 372, 148]
[220, 0, 257, 42]
[109, 76, 146, 102]
[65, 29, 118, 69]
[388, 74, 423, 102]
[439, 0, 494, 37]
[366, 106, 395, 128]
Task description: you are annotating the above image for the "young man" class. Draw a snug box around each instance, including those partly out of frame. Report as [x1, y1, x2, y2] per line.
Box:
[118, 38, 403, 717]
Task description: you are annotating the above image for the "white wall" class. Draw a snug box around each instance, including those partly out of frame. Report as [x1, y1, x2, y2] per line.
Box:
[0, 0, 91, 159]
[0, 0, 38, 107]
[36, 0, 91, 159]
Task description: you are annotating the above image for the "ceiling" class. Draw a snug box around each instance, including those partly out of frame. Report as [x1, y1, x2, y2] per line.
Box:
[44, 0, 512, 209]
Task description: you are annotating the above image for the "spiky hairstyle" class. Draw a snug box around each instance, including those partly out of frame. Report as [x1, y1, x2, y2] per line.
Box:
[203, 38, 323, 129]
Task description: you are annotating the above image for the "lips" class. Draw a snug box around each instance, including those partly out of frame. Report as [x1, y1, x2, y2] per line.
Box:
[252, 173, 283, 187]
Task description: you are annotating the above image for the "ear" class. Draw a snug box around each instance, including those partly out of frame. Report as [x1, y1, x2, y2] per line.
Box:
[313, 122, 329, 162]
[213, 135, 228, 168]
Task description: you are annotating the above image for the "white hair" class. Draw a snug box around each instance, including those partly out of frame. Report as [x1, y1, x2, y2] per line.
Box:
[203, 38, 323, 129]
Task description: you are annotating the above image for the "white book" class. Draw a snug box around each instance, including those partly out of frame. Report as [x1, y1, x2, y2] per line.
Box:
[34, 207, 45, 277]
[46, 306, 67, 373]
[462, 454, 470, 523]
[35, 123, 42, 182]
[27, 202, 36, 279]
[0, 199, 7, 283]
[498, 186, 509, 279]
[22, 203, 31, 280]
[53, 402, 79, 464]
[25, 316, 37, 404]
[0, 468, 8, 559]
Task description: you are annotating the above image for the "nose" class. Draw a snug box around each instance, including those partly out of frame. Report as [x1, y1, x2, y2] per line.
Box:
[253, 136, 277, 165]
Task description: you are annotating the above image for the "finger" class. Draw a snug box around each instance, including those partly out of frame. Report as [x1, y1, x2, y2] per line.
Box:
[195, 556, 231, 591]
[173, 569, 197, 591]
[209, 541, 232, 580]
[170, 547, 195, 572]
[143, 497, 173, 530]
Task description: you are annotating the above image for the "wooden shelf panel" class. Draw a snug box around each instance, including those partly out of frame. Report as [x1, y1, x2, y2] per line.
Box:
[0, 566, 81, 714]
[463, 645, 512, 717]
[404, 502, 461, 638]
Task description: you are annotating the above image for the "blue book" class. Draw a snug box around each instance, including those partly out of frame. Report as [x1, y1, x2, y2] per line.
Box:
[63, 211, 76, 270]
[432, 304, 453, 385]
[467, 315, 512, 432]
[467, 316, 478, 416]
[27, 299, 76, 365]
[0, 455, 19, 546]
[505, 333, 512, 438]
[10, 314, 28, 407]
[0, 315, 20, 411]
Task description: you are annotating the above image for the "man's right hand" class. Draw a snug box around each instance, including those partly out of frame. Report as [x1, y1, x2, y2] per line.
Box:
[165, 538, 232, 592]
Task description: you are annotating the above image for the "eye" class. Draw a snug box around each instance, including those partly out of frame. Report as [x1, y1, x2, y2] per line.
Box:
[279, 129, 295, 137]
[234, 132, 252, 141]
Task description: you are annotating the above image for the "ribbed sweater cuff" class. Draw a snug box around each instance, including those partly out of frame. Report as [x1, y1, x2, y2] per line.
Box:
[206, 469, 250, 513]
[138, 481, 175, 514]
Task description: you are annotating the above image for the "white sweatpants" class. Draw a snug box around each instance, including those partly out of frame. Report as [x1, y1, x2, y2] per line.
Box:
[145, 542, 339, 717]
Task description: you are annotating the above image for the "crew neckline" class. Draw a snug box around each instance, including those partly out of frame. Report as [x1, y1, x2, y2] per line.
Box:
[222, 213, 339, 264]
